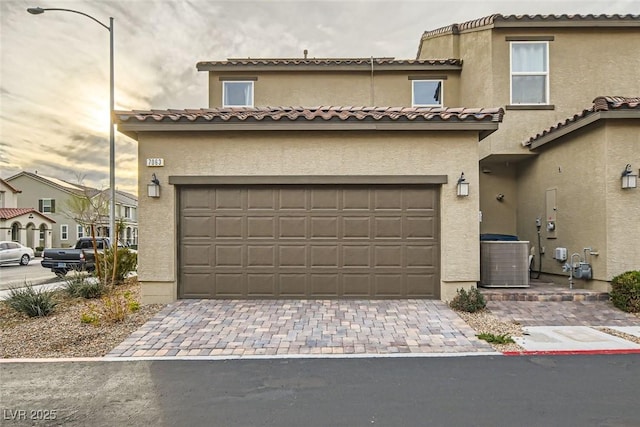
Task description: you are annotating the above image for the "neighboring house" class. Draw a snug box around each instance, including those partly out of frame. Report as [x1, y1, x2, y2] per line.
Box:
[0, 178, 55, 249]
[116, 13, 638, 304]
[417, 14, 639, 290]
[5, 172, 139, 248]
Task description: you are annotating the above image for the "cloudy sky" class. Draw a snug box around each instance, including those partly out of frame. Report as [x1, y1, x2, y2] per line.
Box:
[1, 0, 636, 194]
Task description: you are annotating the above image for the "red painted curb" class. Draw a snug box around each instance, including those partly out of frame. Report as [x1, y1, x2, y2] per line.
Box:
[503, 348, 640, 356]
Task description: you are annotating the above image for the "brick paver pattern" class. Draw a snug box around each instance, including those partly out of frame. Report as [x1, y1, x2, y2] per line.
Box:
[487, 300, 640, 327]
[108, 300, 495, 358]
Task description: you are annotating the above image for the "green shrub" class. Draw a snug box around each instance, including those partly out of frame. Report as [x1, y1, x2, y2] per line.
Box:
[477, 333, 515, 344]
[449, 287, 487, 313]
[97, 248, 138, 285]
[101, 293, 129, 323]
[6, 284, 57, 317]
[63, 272, 107, 299]
[80, 310, 100, 325]
[610, 270, 640, 313]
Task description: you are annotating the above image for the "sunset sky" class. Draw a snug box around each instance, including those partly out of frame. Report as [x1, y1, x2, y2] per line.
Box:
[1, 0, 636, 195]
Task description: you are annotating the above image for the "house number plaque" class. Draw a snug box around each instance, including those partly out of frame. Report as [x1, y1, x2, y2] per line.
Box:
[146, 158, 165, 167]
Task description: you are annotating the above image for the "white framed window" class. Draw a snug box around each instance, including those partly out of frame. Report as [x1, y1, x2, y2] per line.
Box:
[77, 225, 84, 238]
[510, 42, 549, 105]
[223, 81, 254, 107]
[412, 80, 443, 107]
[39, 198, 55, 213]
[124, 206, 132, 219]
[61, 224, 68, 240]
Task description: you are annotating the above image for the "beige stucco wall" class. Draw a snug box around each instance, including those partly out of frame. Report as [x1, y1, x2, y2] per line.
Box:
[0, 181, 20, 208]
[516, 119, 640, 290]
[417, 34, 459, 59]
[208, 71, 461, 108]
[137, 130, 481, 302]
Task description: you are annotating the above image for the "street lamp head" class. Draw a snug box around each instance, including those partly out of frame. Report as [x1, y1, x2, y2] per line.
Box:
[27, 7, 45, 14]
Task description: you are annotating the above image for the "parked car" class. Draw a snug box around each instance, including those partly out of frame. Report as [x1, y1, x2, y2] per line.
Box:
[41, 237, 113, 277]
[0, 241, 35, 266]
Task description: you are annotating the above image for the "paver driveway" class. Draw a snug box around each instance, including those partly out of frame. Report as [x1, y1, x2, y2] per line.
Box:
[108, 300, 496, 358]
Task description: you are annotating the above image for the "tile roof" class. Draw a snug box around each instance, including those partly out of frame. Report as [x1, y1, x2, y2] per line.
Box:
[115, 106, 504, 124]
[421, 14, 640, 40]
[0, 208, 55, 223]
[524, 96, 640, 148]
[197, 58, 462, 71]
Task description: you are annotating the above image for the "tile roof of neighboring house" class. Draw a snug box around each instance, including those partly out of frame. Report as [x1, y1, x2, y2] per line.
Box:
[524, 96, 640, 148]
[0, 208, 55, 223]
[0, 178, 21, 193]
[115, 106, 504, 124]
[420, 14, 640, 40]
[197, 58, 462, 71]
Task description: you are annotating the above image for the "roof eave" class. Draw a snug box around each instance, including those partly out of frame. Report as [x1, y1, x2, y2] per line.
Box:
[196, 63, 462, 73]
[529, 110, 640, 150]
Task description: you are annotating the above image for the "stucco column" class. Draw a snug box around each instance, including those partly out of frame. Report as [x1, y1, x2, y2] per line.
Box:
[19, 227, 27, 246]
[32, 228, 40, 249]
[45, 229, 53, 249]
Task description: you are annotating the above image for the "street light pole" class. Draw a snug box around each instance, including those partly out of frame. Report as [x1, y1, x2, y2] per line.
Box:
[27, 7, 116, 240]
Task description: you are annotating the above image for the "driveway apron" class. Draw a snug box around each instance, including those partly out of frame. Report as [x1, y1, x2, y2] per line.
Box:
[107, 300, 496, 357]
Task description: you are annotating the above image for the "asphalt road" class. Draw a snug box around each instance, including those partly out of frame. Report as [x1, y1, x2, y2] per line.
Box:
[0, 259, 58, 290]
[1, 355, 638, 427]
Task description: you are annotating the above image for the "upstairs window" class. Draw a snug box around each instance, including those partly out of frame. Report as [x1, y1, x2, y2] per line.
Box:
[61, 224, 68, 240]
[39, 198, 55, 213]
[412, 80, 443, 107]
[223, 81, 254, 107]
[511, 42, 549, 105]
[77, 225, 85, 239]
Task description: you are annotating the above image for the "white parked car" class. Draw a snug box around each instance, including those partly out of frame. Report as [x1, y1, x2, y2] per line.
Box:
[0, 241, 35, 266]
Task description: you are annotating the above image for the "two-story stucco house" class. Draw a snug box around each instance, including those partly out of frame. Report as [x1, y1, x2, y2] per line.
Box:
[116, 13, 638, 304]
[6, 171, 139, 248]
[416, 14, 639, 290]
[0, 178, 55, 249]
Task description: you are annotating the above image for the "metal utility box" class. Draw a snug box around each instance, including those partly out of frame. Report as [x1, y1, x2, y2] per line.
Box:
[480, 241, 530, 288]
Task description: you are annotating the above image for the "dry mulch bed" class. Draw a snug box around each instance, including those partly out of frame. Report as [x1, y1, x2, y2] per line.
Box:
[0, 279, 165, 359]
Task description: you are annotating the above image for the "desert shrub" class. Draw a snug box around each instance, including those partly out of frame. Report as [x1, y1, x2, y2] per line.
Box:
[124, 291, 140, 312]
[477, 333, 515, 344]
[449, 287, 487, 313]
[6, 284, 57, 317]
[64, 272, 107, 299]
[80, 309, 100, 325]
[97, 248, 138, 285]
[101, 292, 129, 323]
[610, 270, 640, 313]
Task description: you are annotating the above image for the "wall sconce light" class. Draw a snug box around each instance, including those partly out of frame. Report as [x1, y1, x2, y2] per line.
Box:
[148, 173, 161, 198]
[621, 164, 637, 189]
[496, 193, 505, 202]
[456, 172, 469, 197]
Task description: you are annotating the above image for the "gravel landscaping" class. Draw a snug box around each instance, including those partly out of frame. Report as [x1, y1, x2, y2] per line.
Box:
[0, 279, 165, 359]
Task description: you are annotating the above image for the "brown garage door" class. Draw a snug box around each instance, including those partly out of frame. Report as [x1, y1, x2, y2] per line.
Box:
[179, 184, 439, 299]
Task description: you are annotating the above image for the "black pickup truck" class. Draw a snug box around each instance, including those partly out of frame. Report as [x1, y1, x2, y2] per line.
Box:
[41, 237, 112, 277]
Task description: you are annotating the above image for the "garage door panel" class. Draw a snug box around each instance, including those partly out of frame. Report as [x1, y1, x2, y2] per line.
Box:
[375, 274, 404, 296]
[311, 274, 339, 295]
[182, 272, 214, 298]
[215, 188, 243, 210]
[280, 274, 307, 296]
[247, 217, 275, 238]
[311, 246, 338, 267]
[247, 246, 275, 267]
[343, 274, 371, 296]
[311, 189, 339, 209]
[407, 274, 437, 297]
[343, 245, 370, 267]
[279, 245, 307, 267]
[216, 245, 243, 267]
[215, 273, 245, 296]
[374, 217, 402, 238]
[215, 217, 243, 238]
[247, 274, 276, 296]
[182, 216, 213, 238]
[182, 245, 211, 267]
[374, 189, 402, 210]
[279, 217, 307, 238]
[311, 217, 338, 238]
[374, 246, 403, 267]
[343, 217, 370, 239]
[180, 184, 440, 299]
